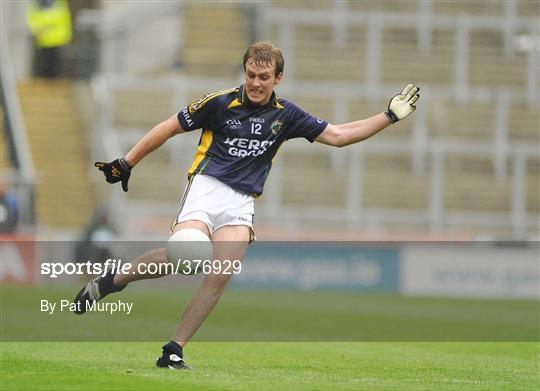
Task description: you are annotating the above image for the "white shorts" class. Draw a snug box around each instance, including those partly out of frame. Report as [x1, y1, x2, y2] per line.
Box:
[172, 174, 256, 240]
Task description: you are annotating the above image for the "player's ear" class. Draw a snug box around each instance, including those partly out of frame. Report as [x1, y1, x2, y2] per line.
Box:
[274, 72, 284, 86]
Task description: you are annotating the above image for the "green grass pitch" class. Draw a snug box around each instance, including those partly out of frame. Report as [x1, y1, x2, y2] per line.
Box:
[1, 285, 539, 390]
[1, 342, 538, 390]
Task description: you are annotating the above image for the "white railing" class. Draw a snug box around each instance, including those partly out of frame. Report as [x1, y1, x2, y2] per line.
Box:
[260, 139, 539, 237]
[89, 74, 128, 231]
[78, 2, 184, 74]
[264, 2, 537, 108]
[263, 3, 537, 182]
[0, 19, 35, 182]
[0, 17, 36, 226]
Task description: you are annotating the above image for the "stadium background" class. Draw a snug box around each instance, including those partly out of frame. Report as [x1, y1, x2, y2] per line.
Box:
[1, 1, 539, 389]
[2, 0, 538, 294]
[2, 0, 539, 240]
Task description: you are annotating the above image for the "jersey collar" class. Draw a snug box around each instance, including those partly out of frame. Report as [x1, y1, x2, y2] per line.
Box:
[237, 84, 284, 109]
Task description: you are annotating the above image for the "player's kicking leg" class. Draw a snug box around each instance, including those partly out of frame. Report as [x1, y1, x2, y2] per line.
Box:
[156, 224, 249, 370]
[72, 267, 127, 314]
[72, 220, 210, 314]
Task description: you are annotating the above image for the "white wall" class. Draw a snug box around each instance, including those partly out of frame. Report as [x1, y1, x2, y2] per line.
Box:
[401, 243, 540, 299]
[1, 2, 32, 79]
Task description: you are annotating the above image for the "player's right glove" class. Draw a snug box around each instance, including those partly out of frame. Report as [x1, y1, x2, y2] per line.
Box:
[95, 158, 131, 192]
[385, 83, 420, 123]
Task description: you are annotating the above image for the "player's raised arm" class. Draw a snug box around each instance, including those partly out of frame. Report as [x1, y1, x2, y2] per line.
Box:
[316, 83, 420, 147]
[95, 114, 185, 192]
[124, 114, 185, 167]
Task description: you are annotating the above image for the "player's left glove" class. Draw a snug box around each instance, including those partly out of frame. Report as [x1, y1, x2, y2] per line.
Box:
[95, 157, 131, 192]
[385, 83, 420, 123]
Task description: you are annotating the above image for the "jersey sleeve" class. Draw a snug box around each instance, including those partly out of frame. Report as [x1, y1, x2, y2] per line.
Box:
[177, 92, 222, 132]
[286, 103, 328, 142]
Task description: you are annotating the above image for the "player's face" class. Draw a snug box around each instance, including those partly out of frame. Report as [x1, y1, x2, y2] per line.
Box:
[244, 59, 283, 106]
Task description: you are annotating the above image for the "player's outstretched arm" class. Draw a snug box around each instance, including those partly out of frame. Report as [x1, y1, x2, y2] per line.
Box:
[316, 83, 420, 147]
[95, 115, 185, 192]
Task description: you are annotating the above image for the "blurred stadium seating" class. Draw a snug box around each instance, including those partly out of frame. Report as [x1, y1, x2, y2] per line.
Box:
[0, 109, 9, 171]
[1, 0, 538, 238]
[17, 79, 95, 228]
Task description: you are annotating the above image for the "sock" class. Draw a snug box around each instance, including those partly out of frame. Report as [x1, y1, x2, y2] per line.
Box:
[98, 269, 126, 295]
[162, 340, 183, 358]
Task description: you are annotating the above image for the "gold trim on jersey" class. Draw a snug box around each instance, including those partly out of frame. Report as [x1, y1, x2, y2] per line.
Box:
[273, 94, 285, 109]
[227, 98, 242, 109]
[188, 129, 213, 175]
[188, 87, 238, 114]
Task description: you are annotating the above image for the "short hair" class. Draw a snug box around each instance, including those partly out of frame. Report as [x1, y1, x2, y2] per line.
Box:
[242, 42, 284, 77]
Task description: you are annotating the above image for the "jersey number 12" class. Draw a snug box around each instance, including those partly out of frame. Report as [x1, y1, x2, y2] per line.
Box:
[251, 123, 262, 135]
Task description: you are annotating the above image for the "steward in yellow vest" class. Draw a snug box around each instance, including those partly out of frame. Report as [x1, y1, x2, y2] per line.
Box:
[26, 0, 72, 78]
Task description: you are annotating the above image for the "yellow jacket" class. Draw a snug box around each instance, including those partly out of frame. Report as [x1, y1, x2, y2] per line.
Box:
[27, 0, 72, 48]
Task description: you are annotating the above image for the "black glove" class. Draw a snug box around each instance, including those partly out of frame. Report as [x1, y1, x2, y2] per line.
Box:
[95, 158, 131, 192]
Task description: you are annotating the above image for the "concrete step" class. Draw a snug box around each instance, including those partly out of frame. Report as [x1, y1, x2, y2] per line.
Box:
[125, 164, 186, 201]
[433, 1, 503, 16]
[181, 4, 248, 77]
[18, 79, 95, 228]
[0, 109, 10, 170]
